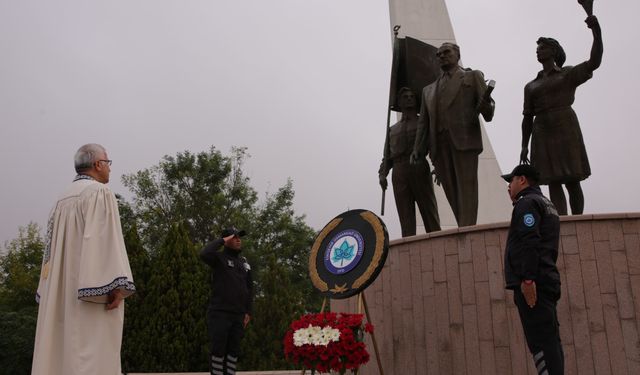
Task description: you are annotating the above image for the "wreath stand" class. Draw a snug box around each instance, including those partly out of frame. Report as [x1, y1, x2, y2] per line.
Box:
[303, 209, 389, 375]
[300, 291, 384, 375]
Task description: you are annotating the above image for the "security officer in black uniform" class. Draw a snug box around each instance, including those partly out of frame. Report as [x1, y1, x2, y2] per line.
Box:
[502, 165, 563, 375]
[200, 227, 253, 375]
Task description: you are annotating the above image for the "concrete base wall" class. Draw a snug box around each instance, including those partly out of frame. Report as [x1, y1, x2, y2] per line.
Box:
[127, 372, 299, 375]
[332, 213, 640, 374]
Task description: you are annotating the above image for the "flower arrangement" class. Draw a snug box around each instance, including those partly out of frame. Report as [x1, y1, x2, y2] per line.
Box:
[284, 312, 374, 374]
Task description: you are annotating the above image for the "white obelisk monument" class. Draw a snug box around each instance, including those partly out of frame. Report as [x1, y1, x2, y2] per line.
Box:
[388, 0, 512, 230]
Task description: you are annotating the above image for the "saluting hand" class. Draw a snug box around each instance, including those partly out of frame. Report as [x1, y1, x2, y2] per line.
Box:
[223, 234, 236, 246]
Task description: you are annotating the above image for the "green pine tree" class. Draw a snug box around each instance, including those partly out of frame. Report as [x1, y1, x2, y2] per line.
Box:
[132, 222, 209, 372]
[120, 220, 152, 373]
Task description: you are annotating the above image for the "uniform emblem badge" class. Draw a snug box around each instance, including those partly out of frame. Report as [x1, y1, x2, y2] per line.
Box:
[227, 260, 235, 267]
[523, 213, 535, 227]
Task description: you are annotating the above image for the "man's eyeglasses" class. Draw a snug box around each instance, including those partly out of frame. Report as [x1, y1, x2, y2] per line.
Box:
[98, 160, 112, 166]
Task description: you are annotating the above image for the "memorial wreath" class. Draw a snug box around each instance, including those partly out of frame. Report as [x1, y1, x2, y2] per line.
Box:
[283, 312, 373, 374]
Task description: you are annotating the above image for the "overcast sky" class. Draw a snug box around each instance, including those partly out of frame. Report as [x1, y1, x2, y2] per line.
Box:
[1, 0, 638, 245]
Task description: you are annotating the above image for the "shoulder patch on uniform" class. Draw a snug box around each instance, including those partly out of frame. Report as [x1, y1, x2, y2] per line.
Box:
[523, 213, 535, 227]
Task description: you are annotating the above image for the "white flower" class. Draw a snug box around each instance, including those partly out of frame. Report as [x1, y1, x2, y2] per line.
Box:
[293, 325, 312, 346]
[293, 325, 341, 347]
[323, 327, 341, 342]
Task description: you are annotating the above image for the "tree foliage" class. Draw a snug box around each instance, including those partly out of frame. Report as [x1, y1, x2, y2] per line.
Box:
[120, 146, 321, 372]
[0, 311, 37, 375]
[0, 223, 43, 375]
[0, 223, 43, 310]
[120, 219, 152, 373]
[121, 146, 257, 252]
[124, 222, 209, 372]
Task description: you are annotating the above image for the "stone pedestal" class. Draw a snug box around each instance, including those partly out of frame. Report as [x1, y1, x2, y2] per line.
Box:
[332, 213, 640, 374]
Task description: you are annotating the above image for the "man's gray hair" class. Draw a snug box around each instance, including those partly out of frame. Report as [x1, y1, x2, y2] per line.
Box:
[74, 143, 106, 173]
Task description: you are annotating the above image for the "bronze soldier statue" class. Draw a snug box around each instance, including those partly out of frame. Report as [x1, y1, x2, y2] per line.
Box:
[519, 15, 603, 215]
[379, 87, 440, 237]
[411, 43, 495, 227]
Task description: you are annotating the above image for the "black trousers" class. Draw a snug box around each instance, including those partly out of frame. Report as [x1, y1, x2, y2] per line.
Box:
[207, 309, 245, 375]
[514, 285, 564, 375]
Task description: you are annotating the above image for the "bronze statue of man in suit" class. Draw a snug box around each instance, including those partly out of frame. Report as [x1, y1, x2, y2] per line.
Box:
[411, 43, 495, 227]
[379, 87, 441, 237]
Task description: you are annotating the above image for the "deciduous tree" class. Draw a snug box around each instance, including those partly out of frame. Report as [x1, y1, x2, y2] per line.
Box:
[0, 223, 43, 374]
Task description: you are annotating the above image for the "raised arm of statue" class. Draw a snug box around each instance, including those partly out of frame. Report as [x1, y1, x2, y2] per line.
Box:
[585, 15, 603, 71]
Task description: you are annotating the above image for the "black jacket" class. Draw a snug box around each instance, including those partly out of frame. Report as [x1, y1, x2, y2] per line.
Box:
[504, 186, 560, 290]
[200, 238, 253, 314]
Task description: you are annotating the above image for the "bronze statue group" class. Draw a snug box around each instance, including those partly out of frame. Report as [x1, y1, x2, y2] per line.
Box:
[379, 5, 602, 375]
[379, 13, 602, 235]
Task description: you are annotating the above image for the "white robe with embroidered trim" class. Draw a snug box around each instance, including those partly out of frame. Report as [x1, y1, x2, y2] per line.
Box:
[32, 178, 135, 375]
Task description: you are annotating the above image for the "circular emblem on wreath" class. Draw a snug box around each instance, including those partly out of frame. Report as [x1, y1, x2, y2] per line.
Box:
[309, 209, 389, 299]
[324, 230, 365, 275]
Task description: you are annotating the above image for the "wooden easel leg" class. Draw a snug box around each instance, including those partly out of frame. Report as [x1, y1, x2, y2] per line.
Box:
[361, 292, 384, 375]
[320, 297, 328, 313]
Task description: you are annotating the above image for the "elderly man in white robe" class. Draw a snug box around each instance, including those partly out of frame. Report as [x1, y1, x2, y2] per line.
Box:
[31, 143, 135, 375]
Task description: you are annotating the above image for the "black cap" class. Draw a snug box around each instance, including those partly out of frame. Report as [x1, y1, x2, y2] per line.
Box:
[221, 227, 247, 238]
[501, 164, 540, 182]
